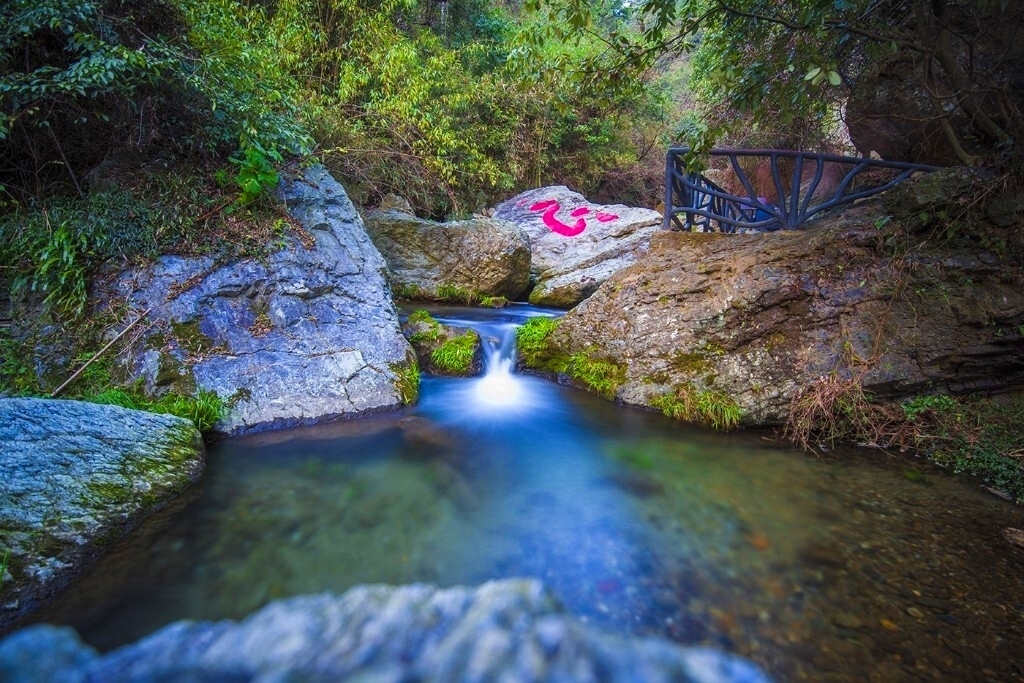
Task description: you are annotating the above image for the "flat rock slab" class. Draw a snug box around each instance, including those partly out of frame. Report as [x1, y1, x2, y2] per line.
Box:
[0, 398, 204, 630]
[99, 165, 413, 435]
[493, 187, 662, 308]
[0, 580, 770, 683]
[363, 210, 531, 300]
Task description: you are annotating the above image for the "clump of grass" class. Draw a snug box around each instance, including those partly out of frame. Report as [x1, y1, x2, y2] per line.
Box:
[406, 310, 442, 343]
[391, 360, 420, 404]
[393, 283, 425, 300]
[652, 384, 742, 430]
[566, 353, 625, 399]
[0, 548, 9, 595]
[87, 388, 226, 433]
[785, 377, 1024, 502]
[516, 316, 562, 369]
[785, 373, 907, 451]
[430, 331, 478, 374]
[479, 296, 508, 308]
[514, 316, 624, 398]
[435, 283, 480, 305]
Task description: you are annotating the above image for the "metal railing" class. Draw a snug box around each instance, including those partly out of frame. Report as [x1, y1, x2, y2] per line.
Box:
[663, 147, 941, 233]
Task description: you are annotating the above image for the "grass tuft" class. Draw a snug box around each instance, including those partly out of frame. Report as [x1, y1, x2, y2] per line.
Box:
[652, 384, 742, 431]
[430, 331, 478, 374]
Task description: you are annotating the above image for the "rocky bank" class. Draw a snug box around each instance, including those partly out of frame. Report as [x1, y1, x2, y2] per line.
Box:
[0, 398, 204, 631]
[539, 170, 1024, 425]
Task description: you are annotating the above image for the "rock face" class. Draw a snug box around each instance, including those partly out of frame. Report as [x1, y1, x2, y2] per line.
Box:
[544, 170, 1024, 425]
[363, 209, 531, 300]
[99, 165, 414, 435]
[846, 58, 965, 166]
[493, 186, 662, 308]
[0, 580, 769, 683]
[0, 398, 204, 630]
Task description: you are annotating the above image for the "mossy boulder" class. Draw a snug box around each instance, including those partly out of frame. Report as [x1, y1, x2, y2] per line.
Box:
[401, 311, 482, 377]
[0, 398, 204, 631]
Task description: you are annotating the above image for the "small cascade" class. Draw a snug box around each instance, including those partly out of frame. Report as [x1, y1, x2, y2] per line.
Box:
[473, 323, 524, 408]
[424, 307, 559, 421]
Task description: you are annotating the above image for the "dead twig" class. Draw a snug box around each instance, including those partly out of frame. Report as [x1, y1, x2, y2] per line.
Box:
[50, 307, 153, 398]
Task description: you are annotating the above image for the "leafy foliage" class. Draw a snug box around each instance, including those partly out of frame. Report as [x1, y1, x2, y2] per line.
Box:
[528, 0, 1021, 166]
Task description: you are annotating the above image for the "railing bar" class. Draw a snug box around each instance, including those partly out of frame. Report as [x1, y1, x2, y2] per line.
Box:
[800, 156, 826, 216]
[790, 154, 805, 226]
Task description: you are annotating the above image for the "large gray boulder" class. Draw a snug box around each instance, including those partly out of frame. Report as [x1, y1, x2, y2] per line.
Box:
[493, 187, 662, 308]
[0, 580, 769, 683]
[0, 398, 204, 630]
[363, 208, 531, 301]
[98, 165, 415, 435]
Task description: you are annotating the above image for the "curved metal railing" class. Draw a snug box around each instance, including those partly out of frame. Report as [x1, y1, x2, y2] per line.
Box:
[663, 147, 941, 233]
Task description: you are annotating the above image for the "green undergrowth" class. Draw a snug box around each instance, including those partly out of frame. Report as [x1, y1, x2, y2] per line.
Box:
[430, 331, 478, 374]
[787, 376, 1024, 502]
[0, 171, 294, 321]
[911, 394, 1024, 502]
[652, 385, 742, 431]
[515, 316, 624, 399]
[86, 388, 226, 433]
[1, 325, 225, 433]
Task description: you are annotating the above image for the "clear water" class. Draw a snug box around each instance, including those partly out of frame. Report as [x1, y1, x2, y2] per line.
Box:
[36, 305, 1024, 682]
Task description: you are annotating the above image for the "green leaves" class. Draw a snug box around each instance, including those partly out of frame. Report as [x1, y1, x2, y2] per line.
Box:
[804, 64, 841, 87]
[227, 142, 283, 208]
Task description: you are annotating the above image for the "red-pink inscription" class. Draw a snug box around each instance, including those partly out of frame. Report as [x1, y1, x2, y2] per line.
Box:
[528, 200, 619, 237]
[529, 200, 587, 236]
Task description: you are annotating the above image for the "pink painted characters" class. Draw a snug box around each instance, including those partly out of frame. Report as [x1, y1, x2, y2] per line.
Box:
[529, 200, 618, 237]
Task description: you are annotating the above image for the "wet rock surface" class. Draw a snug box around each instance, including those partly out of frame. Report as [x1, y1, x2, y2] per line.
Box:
[97, 165, 413, 435]
[0, 580, 769, 683]
[548, 171, 1024, 424]
[493, 186, 662, 308]
[0, 398, 203, 631]
[363, 208, 531, 300]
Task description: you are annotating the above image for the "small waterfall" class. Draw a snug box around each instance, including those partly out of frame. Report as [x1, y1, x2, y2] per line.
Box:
[473, 323, 524, 408]
[424, 307, 560, 421]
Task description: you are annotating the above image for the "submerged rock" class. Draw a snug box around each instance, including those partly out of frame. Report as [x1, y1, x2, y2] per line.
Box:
[363, 210, 531, 301]
[0, 398, 204, 631]
[0, 580, 769, 683]
[97, 165, 414, 435]
[541, 170, 1024, 425]
[493, 186, 662, 308]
